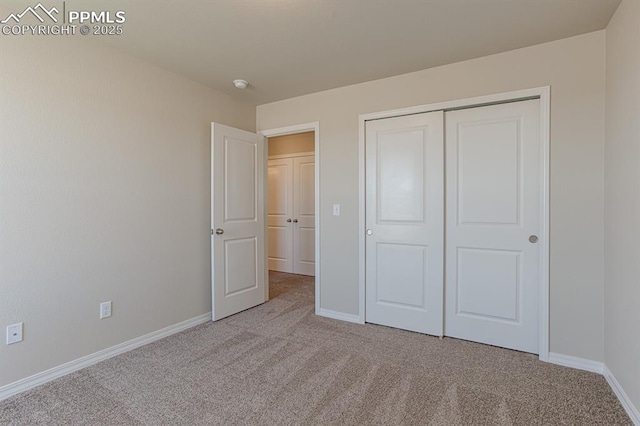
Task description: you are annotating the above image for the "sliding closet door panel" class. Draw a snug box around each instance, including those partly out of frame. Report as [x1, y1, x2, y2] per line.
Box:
[267, 158, 293, 272]
[365, 111, 444, 335]
[445, 99, 541, 354]
[293, 155, 315, 276]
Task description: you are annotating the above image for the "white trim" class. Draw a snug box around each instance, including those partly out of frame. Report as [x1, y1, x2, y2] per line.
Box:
[268, 151, 314, 160]
[604, 365, 640, 425]
[261, 123, 318, 138]
[358, 115, 366, 324]
[547, 352, 604, 374]
[263, 132, 270, 301]
[0, 312, 211, 402]
[358, 87, 551, 358]
[259, 122, 321, 316]
[359, 87, 544, 121]
[537, 87, 551, 361]
[317, 308, 361, 324]
[547, 354, 640, 424]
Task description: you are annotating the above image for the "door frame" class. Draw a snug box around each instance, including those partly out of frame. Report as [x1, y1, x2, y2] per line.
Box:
[260, 123, 321, 314]
[357, 87, 551, 361]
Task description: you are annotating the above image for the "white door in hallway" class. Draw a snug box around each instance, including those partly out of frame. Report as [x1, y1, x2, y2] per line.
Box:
[445, 100, 541, 353]
[211, 123, 267, 321]
[267, 155, 315, 276]
[292, 156, 316, 275]
[365, 111, 444, 335]
[267, 158, 293, 272]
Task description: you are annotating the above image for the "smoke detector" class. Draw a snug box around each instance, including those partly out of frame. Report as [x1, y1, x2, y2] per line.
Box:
[233, 79, 249, 89]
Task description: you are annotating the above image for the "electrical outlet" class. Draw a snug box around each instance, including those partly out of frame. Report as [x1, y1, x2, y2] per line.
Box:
[6, 323, 23, 345]
[100, 301, 112, 319]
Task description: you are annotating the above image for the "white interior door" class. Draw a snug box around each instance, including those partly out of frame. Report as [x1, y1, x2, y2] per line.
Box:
[365, 111, 444, 335]
[292, 155, 315, 275]
[267, 158, 293, 272]
[445, 100, 541, 353]
[211, 123, 267, 321]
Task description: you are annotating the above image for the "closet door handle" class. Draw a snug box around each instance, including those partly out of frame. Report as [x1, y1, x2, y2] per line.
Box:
[293, 219, 298, 223]
[286, 218, 292, 223]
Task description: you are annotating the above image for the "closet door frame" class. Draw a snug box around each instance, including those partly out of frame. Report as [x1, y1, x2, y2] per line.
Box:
[357, 87, 550, 362]
[268, 152, 315, 161]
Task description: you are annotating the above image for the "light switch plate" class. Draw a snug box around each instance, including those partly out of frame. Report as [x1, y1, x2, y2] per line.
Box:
[333, 204, 341, 216]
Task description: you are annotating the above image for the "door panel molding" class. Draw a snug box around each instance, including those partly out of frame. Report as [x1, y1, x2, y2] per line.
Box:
[358, 87, 550, 361]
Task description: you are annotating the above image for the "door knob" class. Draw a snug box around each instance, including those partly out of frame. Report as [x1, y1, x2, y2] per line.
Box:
[293, 219, 298, 223]
[286, 218, 292, 223]
[529, 235, 538, 243]
[215, 228, 224, 235]
[366, 229, 373, 236]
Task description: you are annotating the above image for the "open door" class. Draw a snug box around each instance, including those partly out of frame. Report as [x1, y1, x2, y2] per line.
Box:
[211, 123, 267, 321]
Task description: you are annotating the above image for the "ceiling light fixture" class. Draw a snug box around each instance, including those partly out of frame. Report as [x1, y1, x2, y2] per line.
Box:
[233, 79, 248, 89]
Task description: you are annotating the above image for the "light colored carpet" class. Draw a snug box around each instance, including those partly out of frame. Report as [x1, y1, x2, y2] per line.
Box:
[0, 271, 631, 425]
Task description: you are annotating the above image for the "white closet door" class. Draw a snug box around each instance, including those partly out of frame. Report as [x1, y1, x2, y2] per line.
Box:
[292, 156, 315, 276]
[365, 111, 444, 335]
[267, 158, 293, 272]
[445, 100, 541, 354]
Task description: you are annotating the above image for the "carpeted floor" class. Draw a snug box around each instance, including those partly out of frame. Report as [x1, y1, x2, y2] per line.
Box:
[0, 271, 631, 425]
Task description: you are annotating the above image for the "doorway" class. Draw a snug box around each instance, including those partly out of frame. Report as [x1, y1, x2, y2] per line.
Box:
[359, 89, 550, 357]
[261, 123, 321, 314]
[210, 122, 320, 322]
[267, 132, 316, 276]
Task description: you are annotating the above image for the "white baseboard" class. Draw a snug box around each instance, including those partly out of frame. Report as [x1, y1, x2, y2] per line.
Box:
[317, 308, 361, 324]
[547, 353, 639, 424]
[604, 365, 640, 425]
[3, 316, 637, 426]
[547, 352, 604, 374]
[0, 312, 211, 402]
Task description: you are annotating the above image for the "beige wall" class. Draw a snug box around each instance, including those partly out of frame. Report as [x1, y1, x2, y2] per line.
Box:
[257, 31, 607, 362]
[268, 132, 315, 156]
[0, 29, 255, 387]
[604, 0, 640, 413]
